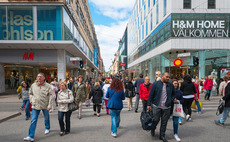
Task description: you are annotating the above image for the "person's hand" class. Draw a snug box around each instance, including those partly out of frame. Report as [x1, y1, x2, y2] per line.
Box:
[47, 108, 51, 111]
[173, 99, 178, 104]
[147, 106, 151, 110]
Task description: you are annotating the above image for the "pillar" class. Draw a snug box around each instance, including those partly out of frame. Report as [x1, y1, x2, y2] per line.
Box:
[0, 64, 5, 93]
[199, 50, 205, 78]
[57, 50, 66, 81]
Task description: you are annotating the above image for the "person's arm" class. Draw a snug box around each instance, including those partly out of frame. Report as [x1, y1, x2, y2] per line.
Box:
[179, 91, 184, 104]
[223, 84, 230, 100]
[203, 80, 207, 89]
[134, 80, 137, 87]
[89, 89, 94, 99]
[47, 86, 53, 110]
[121, 90, 125, 100]
[147, 83, 155, 106]
[171, 84, 176, 101]
[180, 83, 184, 92]
[106, 88, 110, 98]
[62, 91, 74, 103]
[29, 86, 33, 102]
[219, 83, 223, 96]
[139, 84, 142, 99]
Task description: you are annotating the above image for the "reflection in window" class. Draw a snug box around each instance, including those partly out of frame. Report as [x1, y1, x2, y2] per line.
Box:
[208, 0, 216, 9]
[0, 6, 6, 40]
[183, 0, 191, 9]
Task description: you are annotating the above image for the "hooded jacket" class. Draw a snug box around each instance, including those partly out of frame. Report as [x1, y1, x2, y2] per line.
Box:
[203, 79, 213, 90]
[139, 83, 153, 101]
[89, 86, 103, 104]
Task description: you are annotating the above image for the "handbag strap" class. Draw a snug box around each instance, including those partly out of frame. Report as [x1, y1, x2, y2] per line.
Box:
[109, 91, 116, 100]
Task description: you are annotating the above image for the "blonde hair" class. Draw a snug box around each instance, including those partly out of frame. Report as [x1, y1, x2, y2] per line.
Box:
[59, 81, 68, 89]
[94, 82, 100, 87]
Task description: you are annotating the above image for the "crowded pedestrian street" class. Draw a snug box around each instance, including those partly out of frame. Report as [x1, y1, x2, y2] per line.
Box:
[0, 92, 229, 142]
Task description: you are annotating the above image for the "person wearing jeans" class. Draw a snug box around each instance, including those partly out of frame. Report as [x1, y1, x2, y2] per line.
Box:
[106, 79, 125, 137]
[102, 79, 110, 114]
[134, 74, 144, 113]
[215, 78, 230, 126]
[192, 80, 201, 114]
[203, 76, 213, 100]
[139, 76, 152, 112]
[57, 82, 74, 136]
[21, 82, 31, 120]
[147, 72, 175, 142]
[24, 73, 52, 142]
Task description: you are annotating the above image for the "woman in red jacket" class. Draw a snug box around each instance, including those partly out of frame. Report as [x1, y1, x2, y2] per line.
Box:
[203, 75, 213, 100]
[192, 79, 201, 114]
[139, 76, 152, 112]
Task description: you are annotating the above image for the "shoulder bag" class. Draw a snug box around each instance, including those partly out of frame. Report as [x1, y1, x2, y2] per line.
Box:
[68, 91, 79, 111]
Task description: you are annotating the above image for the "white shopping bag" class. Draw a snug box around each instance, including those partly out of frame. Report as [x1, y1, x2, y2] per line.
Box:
[173, 104, 185, 118]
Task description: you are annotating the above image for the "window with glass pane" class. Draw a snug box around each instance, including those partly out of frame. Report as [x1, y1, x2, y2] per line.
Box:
[183, 0, 191, 9]
[37, 6, 62, 40]
[0, 6, 6, 40]
[164, 0, 167, 16]
[208, 0, 216, 9]
[156, 0, 159, 24]
[146, 19, 148, 36]
[63, 8, 73, 40]
[7, 6, 33, 40]
[153, 0, 155, 6]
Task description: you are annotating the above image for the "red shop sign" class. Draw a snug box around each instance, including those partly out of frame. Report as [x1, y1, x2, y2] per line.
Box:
[23, 52, 34, 60]
[120, 62, 126, 66]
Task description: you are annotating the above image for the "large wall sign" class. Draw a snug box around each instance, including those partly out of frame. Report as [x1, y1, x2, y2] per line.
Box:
[94, 48, 97, 67]
[171, 14, 230, 38]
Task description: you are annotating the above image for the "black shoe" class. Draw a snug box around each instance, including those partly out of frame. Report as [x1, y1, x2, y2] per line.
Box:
[151, 129, 155, 137]
[159, 136, 168, 142]
[135, 110, 138, 113]
[59, 132, 64, 136]
[65, 131, 70, 135]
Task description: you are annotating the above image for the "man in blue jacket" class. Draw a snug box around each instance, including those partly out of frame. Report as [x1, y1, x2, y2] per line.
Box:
[134, 74, 144, 113]
[147, 72, 176, 142]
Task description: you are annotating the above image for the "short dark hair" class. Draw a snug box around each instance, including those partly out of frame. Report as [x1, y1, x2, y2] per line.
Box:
[184, 75, 192, 83]
[38, 72, 45, 77]
[162, 72, 169, 76]
[139, 74, 143, 78]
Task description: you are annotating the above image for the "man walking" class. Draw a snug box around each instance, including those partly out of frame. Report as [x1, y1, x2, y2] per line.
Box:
[139, 76, 152, 112]
[24, 73, 52, 142]
[147, 72, 175, 142]
[134, 74, 144, 113]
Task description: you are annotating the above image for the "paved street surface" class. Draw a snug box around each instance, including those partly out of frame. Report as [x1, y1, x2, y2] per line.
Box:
[0, 93, 230, 142]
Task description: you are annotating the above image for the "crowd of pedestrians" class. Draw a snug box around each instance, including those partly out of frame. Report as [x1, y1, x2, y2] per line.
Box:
[19, 71, 230, 142]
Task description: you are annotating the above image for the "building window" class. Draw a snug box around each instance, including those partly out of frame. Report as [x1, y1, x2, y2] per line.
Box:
[150, 13, 153, 30]
[146, 19, 148, 36]
[163, 0, 167, 16]
[148, 0, 150, 10]
[208, 0, 216, 9]
[153, 0, 155, 6]
[142, 24, 144, 40]
[156, 0, 159, 24]
[183, 0, 191, 9]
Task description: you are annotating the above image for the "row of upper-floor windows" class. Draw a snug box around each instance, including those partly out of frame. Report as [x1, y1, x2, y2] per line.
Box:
[184, 0, 216, 9]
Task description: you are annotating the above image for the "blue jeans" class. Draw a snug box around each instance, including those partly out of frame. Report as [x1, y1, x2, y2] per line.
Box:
[109, 109, 121, 134]
[28, 109, 50, 138]
[23, 100, 31, 118]
[173, 116, 179, 134]
[195, 100, 201, 112]
[178, 117, 182, 123]
[205, 89, 211, 100]
[220, 107, 230, 123]
[20, 103, 24, 109]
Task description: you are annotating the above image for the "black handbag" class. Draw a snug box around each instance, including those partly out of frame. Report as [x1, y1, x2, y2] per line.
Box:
[140, 110, 153, 130]
[68, 91, 79, 111]
[216, 100, 224, 116]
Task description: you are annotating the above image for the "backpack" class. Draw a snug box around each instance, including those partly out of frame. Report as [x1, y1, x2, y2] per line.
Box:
[140, 111, 153, 130]
[200, 81, 203, 86]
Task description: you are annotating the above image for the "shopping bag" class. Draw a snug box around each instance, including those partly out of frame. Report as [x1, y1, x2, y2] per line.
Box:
[140, 111, 153, 130]
[191, 100, 203, 111]
[173, 104, 185, 118]
[23, 103, 32, 112]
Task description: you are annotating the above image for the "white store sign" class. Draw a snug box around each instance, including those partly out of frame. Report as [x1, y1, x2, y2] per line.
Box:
[172, 20, 229, 38]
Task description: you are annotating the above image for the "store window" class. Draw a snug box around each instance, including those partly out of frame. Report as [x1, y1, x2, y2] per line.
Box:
[37, 6, 62, 40]
[208, 0, 216, 9]
[7, 6, 33, 40]
[183, 0, 191, 9]
[153, 0, 155, 6]
[0, 6, 6, 40]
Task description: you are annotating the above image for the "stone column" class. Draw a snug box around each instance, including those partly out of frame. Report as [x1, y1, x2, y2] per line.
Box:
[199, 50, 205, 78]
[0, 64, 5, 93]
[57, 50, 66, 81]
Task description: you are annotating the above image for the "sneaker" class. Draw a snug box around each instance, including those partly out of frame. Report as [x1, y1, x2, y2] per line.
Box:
[45, 129, 50, 135]
[23, 136, 34, 141]
[189, 117, 192, 121]
[197, 111, 202, 114]
[111, 132, 117, 138]
[186, 115, 190, 121]
[215, 120, 224, 126]
[174, 134, 181, 142]
[179, 122, 182, 125]
[49, 110, 52, 113]
[25, 117, 30, 121]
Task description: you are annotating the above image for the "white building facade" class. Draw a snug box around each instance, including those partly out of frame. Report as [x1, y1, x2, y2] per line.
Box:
[128, 0, 230, 82]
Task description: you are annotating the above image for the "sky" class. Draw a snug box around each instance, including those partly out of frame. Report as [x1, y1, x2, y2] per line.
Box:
[88, 0, 136, 72]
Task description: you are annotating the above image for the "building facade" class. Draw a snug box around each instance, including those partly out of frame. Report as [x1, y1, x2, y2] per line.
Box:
[127, 0, 230, 82]
[0, 0, 102, 93]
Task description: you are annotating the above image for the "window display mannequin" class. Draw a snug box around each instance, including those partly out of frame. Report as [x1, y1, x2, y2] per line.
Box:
[20, 73, 24, 84]
[25, 73, 31, 84]
[10, 72, 15, 89]
[15, 72, 19, 88]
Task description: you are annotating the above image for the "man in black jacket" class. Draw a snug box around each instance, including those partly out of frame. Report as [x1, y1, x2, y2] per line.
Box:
[134, 74, 144, 113]
[147, 72, 176, 142]
[215, 76, 230, 126]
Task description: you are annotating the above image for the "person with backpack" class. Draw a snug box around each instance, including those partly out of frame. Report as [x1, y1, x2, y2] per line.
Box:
[139, 76, 152, 112]
[106, 78, 125, 138]
[124, 78, 135, 111]
[89, 82, 103, 117]
[215, 76, 230, 126]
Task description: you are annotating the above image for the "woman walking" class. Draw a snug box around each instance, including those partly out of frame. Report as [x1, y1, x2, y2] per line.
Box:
[106, 78, 125, 137]
[50, 82, 58, 113]
[89, 82, 103, 117]
[203, 75, 213, 100]
[172, 79, 184, 141]
[21, 82, 31, 120]
[85, 81, 92, 107]
[57, 82, 74, 136]
[192, 79, 201, 114]
[102, 79, 110, 114]
[125, 79, 135, 111]
[180, 75, 197, 121]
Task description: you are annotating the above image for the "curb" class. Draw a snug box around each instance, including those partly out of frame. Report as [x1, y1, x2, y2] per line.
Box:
[0, 112, 21, 123]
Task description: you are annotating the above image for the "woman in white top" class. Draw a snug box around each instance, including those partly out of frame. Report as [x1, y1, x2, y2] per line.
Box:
[102, 79, 110, 114]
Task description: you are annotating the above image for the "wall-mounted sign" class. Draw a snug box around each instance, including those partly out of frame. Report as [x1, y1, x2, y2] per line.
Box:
[120, 62, 126, 67]
[70, 57, 82, 61]
[177, 52, 191, 58]
[174, 58, 183, 67]
[23, 52, 34, 60]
